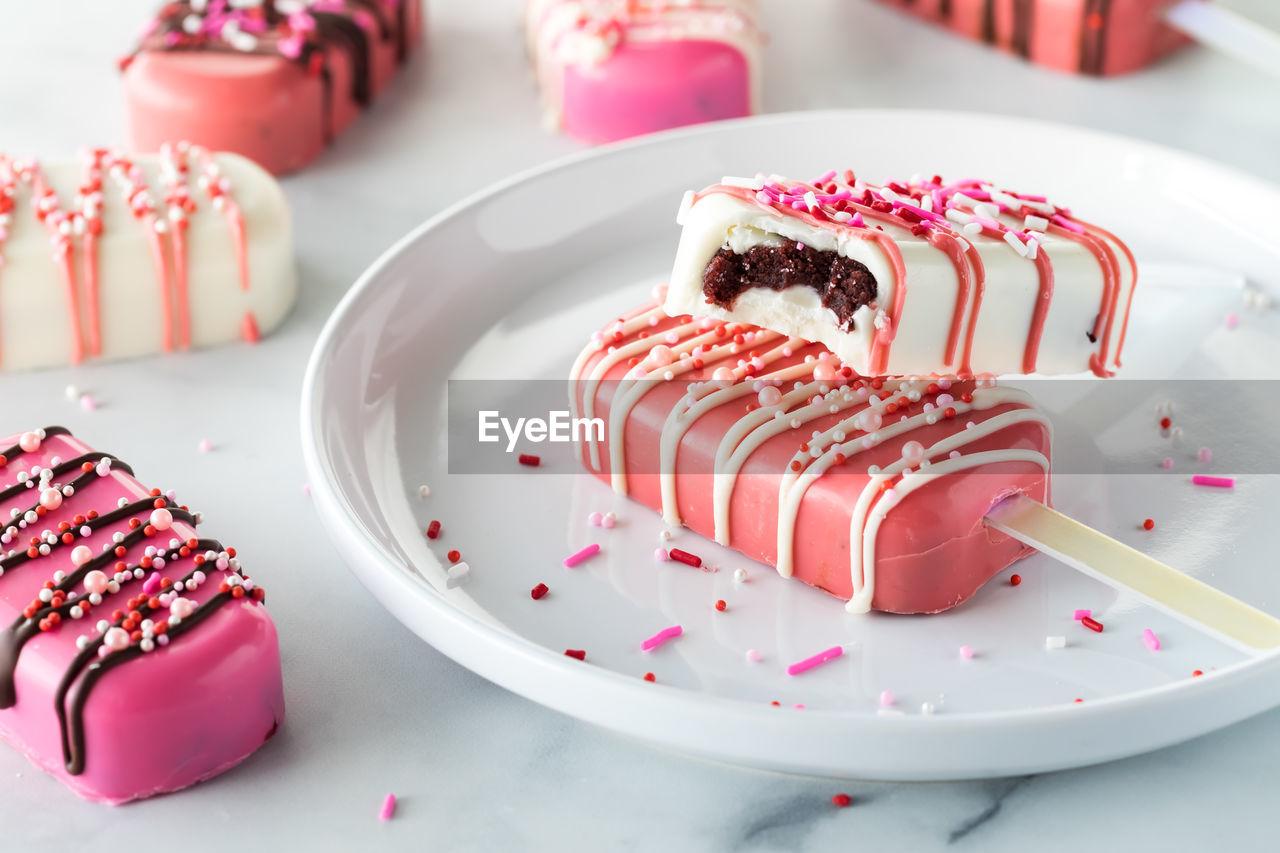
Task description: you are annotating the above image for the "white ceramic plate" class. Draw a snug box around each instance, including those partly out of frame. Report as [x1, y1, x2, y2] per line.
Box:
[301, 110, 1280, 780]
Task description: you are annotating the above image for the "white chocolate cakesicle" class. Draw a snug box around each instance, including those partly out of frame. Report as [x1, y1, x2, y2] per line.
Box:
[0, 144, 295, 372]
[665, 172, 1138, 377]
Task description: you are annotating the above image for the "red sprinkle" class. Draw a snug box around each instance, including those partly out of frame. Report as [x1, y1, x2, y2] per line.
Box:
[1010, 574, 1022, 586]
[714, 599, 727, 612]
[426, 520, 441, 539]
[1081, 616, 1104, 633]
[1192, 669, 1204, 677]
[643, 672, 656, 682]
[564, 649, 586, 661]
[669, 548, 701, 568]
[447, 550, 461, 563]
[1142, 518, 1155, 531]
[832, 793, 852, 808]
[1160, 417, 1172, 429]
[518, 454, 541, 467]
[530, 582, 549, 600]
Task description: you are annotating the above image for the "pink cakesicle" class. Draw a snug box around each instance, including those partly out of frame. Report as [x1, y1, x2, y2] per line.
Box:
[570, 303, 1052, 614]
[122, 1, 424, 175]
[0, 427, 284, 804]
[872, 0, 1192, 75]
[527, 0, 762, 144]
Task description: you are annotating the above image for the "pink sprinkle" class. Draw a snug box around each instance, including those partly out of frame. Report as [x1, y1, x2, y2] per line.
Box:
[378, 793, 397, 821]
[1143, 628, 1161, 652]
[563, 544, 599, 567]
[641, 625, 683, 652]
[587, 512, 602, 527]
[302, 483, 311, 497]
[79, 394, 97, 411]
[601, 513, 616, 530]
[1160, 457, 1173, 470]
[198, 438, 213, 454]
[142, 573, 162, 595]
[879, 690, 895, 707]
[1192, 475, 1235, 489]
[786, 645, 844, 676]
[1198, 447, 1213, 463]
[1225, 312, 1239, 329]
[1073, 609, 1092, 621]
[745, 648, 762, 663]
[959, 645, 975, 660]
[654, 547, 669, 562]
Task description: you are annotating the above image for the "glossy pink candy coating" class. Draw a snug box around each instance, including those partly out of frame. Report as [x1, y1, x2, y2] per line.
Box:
[573, 307, 1051, 614]
[562, 39, 752, 144]
[0, 431, 284, 804]
[123, 2, 424, 174]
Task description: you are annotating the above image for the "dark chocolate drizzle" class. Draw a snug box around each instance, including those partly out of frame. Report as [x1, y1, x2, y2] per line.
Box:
[702, 243, 879, 332]
[0, 427, 265, 775]
[1079, 0, 1112, 75]
[1011, 0, 1034, 59]
[981, 0, 996, 45]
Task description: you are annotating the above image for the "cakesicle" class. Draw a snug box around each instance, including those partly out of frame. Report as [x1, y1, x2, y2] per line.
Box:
[0, 427, 283, 804]
[569, 301, 1052, 613]
[526, 0, 762, 144]
[122, 1, 423, 175]
[665, 171, 1137, 378]
[0, 144, 295, 372]
[871, 0, 1192, 75]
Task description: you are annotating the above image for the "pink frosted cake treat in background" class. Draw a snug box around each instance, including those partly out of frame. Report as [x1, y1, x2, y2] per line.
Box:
[122, 1, 424, 175]
[871, 0, 1191, 75]
[0, 143, 295, 372]
[569, 306, 1051, 613]
[526, 0, 763, 144]
[666, 170, 1137, 377]
[0, 427, 284, 804]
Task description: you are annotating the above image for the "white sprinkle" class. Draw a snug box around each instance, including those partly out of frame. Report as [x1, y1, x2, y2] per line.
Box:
[1046, 635, 1066, 650]
[1003, 231, 1029, 256]
[418, 484, 430, 499]
[1024, 214, 1050, 231]
[721, 175, 765, 191]
[733, 568, 747, 584]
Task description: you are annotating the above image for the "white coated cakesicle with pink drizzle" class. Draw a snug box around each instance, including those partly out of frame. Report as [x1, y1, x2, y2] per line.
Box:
[665, 171, 1138, 378]
[0, 143, 295, 372]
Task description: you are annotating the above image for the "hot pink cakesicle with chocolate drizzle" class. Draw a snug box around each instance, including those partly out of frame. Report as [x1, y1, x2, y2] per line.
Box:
[122, 1, 423, 174]
[0, 427, 283, 804]
[871, 0, 1192, 75]
[0, 143, 294, 372]
[666, 170, 1137, 378]
[526, 0, 762, 144]
[570, 301, 1052, 613]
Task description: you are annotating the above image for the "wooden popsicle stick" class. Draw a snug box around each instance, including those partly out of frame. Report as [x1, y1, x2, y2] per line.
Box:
[984, 494, 1280, 653]
[1165, 1, 1280, 78]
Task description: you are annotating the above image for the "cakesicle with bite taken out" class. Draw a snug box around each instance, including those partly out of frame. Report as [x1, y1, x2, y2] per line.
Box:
[665, 171, 1137, 378]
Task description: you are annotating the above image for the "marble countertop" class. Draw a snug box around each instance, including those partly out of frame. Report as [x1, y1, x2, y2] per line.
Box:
[2, 1, 1279, 849]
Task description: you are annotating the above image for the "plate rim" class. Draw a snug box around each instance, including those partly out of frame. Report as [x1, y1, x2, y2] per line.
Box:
[300, 108, 1280, 779]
